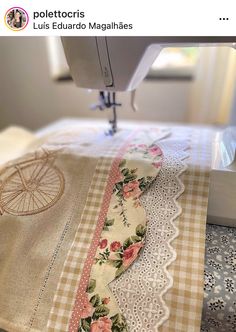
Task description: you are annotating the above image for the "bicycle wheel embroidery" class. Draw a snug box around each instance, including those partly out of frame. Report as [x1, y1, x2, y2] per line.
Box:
[0, 149, 65, 216]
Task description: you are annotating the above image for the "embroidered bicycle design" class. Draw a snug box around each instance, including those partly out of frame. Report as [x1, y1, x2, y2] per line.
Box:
[0, 149, 65, 216]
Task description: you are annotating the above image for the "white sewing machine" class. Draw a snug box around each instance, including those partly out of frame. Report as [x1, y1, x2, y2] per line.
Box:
[61, 37, 236, 227]
[61, 37, 236, 91]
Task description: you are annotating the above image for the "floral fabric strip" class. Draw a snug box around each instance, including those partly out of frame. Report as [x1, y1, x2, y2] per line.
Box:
[68, 131, 164, 332]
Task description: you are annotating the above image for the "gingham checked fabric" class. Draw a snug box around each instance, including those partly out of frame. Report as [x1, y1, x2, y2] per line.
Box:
[159, 127, 214, 332]
[47, 147, 123, 331]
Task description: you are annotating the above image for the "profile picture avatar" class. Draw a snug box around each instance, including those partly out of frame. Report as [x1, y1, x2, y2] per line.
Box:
[5, 7, 29, 31]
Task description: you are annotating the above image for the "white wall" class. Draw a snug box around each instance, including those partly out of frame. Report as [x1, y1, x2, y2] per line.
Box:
[0, 37, 192, 130]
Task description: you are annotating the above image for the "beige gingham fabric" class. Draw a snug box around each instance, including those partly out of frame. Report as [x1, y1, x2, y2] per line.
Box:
[47, 150, 120, 331]
[159, 127, 214, 332]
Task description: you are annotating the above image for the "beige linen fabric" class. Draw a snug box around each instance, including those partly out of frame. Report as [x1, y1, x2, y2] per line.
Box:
[0, 148, 98, 331]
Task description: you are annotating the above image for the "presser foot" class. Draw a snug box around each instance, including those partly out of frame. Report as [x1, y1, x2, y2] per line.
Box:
[91, 91, 121, 136]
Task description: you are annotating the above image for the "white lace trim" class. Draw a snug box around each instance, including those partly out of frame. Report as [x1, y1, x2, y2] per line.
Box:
[110, 137, 189, 332]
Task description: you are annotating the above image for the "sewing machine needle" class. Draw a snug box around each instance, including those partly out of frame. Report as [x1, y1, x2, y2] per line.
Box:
[112, 92, 117, 134]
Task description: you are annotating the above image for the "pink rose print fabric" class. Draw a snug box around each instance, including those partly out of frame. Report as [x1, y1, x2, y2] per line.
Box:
[68, 133, 164, 332]
[90, 316, 112, 332]
[81, 295, 95, 319]
[122, 242, 144, 268]
[122, 180, 141, 199]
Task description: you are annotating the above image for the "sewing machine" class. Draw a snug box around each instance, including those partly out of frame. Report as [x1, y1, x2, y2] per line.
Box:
[61, 37, 236, 227]
[61, 37, 236, 91]
[61, 37, 236, 132]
